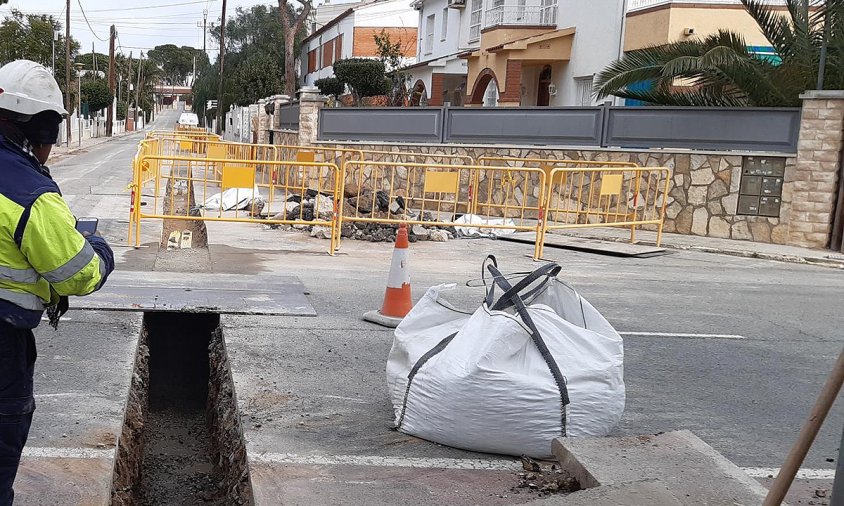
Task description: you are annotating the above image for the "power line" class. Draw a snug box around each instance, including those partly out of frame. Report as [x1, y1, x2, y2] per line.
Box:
[80, 0, 211, 13]
[76, 0, 110, 41]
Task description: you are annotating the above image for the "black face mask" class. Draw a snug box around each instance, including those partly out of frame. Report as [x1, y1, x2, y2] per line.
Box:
[19, 111, 62, 145]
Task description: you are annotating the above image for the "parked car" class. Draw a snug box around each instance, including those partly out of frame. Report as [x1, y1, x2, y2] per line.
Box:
[178, 113, 199, 126]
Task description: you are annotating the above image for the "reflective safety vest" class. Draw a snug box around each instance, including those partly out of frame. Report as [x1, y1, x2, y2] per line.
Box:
[0, 134, 114, 329]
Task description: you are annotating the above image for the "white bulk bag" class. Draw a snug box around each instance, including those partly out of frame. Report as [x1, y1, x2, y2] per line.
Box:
[386, 256, 625, 458]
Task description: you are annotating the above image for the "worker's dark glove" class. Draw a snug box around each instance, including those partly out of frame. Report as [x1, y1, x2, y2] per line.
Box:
[46, 296, 69, 330]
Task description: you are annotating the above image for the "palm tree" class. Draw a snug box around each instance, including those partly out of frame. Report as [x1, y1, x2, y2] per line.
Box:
[594, 0, 843, 107]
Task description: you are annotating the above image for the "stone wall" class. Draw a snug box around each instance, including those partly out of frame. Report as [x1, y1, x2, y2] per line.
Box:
[316, 141, 798, 245]
[789, 91, 844, 249]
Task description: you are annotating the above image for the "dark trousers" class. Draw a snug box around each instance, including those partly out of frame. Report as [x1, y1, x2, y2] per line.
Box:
[0, 324, 35, 506]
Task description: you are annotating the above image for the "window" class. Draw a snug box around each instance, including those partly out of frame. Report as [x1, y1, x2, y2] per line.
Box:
[425, 14, 435, 54]
[469, 0, 482, 41]
[441, 8, 448, 41]
[575, 76, 594, 106]
[322, 38, 335, 68]
[307, 49, 317, 74]
[334, 35, 343, 61]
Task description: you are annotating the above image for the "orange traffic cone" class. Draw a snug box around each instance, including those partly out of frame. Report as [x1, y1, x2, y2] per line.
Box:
[363, 223, 412, 328]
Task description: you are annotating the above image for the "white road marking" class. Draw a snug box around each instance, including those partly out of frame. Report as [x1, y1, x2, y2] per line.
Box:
[620, 331, 745, 340]
[248, 453, 521, 471]
[21, 447, 113, 459]
[742, 467, 837, 480]
[16, 446, 840, 481]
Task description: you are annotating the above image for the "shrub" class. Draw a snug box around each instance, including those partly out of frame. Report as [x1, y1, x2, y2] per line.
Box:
[314, 77, 344, 97]
[333, 58, 387, 99]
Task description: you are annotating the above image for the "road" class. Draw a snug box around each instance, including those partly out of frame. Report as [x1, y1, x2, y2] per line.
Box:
[39, 110, 844, 503]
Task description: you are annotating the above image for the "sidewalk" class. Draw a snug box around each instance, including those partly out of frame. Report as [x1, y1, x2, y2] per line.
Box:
[553, 227, 844, 269]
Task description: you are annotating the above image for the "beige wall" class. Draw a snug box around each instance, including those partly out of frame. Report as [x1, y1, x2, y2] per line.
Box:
[625, 5, 773, 51]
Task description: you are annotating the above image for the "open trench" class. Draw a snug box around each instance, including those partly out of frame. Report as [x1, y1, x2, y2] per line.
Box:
[110, 313, 253, 505]
[110, 166, 253, 505]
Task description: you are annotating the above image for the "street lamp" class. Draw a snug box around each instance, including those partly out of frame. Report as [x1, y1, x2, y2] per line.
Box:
[75, 62, 84, 147]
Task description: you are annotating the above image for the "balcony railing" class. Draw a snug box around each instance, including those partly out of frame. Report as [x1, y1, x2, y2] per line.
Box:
[628, 0, 787, 12]
[483, 4, 558, 30]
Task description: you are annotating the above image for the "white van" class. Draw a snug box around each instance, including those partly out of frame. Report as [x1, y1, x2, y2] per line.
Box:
[178, 113, 200, 126]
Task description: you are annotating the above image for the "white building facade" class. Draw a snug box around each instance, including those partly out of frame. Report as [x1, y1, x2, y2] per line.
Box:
[300, 0, 419, 88]
[407, 0, 626, 107]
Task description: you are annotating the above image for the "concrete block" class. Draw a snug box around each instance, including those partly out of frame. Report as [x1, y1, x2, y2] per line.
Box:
[551, 430, 770, 505]
[523, 480, 682, 506]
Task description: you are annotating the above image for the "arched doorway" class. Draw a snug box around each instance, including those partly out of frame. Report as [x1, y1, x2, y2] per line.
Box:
[537, 65, 552, 106]
[469, 69, 499, 106]
[410, 80, 427, 107]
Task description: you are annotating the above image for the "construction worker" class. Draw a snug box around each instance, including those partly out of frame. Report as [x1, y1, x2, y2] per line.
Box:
[0, 60, 114, 504]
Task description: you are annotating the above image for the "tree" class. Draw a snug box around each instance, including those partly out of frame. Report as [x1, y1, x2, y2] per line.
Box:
[374, 30, 410, 106]
[81, 78, 112, 113]
[595, 0, 844, 107]
[277, 0, 312, 95]
[0, 9, 80, 98]
[195, 5, 294, 119]
[147, 44, 207, 86]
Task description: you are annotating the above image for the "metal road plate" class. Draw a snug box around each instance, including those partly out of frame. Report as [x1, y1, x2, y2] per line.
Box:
[502, 232, 668, 257]
[72, 271, 315, 316]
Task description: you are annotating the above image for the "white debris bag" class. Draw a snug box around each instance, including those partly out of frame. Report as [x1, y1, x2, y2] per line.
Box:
[202, 186, 261, 211]
[386, 255, 625, 458]
[453, 213, 517, 237]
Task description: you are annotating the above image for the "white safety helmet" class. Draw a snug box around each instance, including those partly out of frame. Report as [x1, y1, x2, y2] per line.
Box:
[0, 60, 68, 118]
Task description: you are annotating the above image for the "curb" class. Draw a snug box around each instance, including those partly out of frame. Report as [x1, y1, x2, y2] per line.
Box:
[562, 233, 844, 270]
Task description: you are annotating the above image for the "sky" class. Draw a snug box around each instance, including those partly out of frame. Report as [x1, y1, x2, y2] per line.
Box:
[0, 0, 291, 59]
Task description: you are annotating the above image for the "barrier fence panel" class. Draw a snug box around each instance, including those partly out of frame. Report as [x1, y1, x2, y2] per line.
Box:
[341, 161, 547, 258]
[264, 145, 364, 187]
[538, 166, 671, 258]
[130, 152, 342, 254]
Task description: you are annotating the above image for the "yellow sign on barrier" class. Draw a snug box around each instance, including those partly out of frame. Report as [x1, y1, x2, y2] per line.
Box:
[423, 171, 460, 194]
[222, 166, 256, 189]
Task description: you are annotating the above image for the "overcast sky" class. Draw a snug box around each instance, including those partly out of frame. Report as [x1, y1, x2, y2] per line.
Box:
[0, 0, 294, 59]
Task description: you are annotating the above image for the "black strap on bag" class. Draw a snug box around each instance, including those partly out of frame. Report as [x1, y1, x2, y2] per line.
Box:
[395, 331, 458, 429]
[485, 255, 570, 435]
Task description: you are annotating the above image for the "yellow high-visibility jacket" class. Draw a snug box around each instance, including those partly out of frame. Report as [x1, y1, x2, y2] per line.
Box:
[0, 132, 114, 329]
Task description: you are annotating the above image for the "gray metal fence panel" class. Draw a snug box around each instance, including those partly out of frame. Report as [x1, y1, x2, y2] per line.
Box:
[604, 107, 801, 152]
[319, 108, 443, 142]
[279, 102, 300, 130]
[444, 107, 604, 145]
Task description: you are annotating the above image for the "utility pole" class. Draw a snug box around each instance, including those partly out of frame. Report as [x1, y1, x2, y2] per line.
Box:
[134, 52, 144, 129]
[65, 0, 71, 146]
[92, 42, 96, 74]
[203, 9, 208, 54]
[107, 25, 115, 137]
[215, 0, 227, 135]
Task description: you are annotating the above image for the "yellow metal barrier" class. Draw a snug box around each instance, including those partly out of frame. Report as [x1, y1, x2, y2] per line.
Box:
[341, 161, 546, 258]
[129, 151, 342, 254]
[537, 166, 671, 258]
[264, 144, 364, 187]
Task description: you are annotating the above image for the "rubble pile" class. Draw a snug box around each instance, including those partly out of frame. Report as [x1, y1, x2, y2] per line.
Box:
[267, 189, 459, 242]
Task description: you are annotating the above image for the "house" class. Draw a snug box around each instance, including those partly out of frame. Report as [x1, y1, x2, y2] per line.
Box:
[406, 0, 787, 107]
[406, 0, 626, 107]
[299, 0, 419, 88]
[624, 0, 785, 53]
